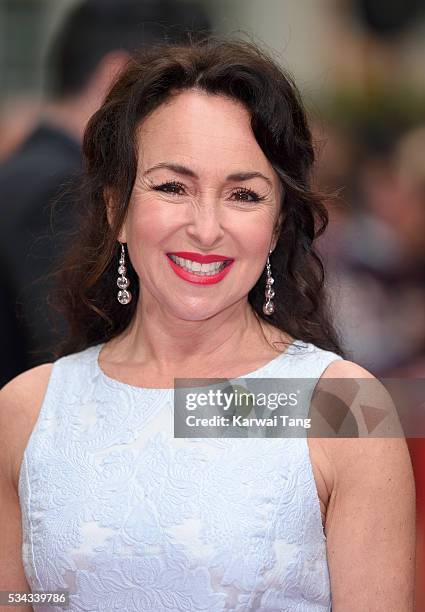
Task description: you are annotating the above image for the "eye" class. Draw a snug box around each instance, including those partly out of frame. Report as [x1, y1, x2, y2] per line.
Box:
[151, 181, 265, 203]
[231, 188, 265, 203]
[152, 180, 185, 196]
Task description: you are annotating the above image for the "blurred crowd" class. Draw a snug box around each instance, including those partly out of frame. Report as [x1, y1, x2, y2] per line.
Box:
[314, 119, 425, 378]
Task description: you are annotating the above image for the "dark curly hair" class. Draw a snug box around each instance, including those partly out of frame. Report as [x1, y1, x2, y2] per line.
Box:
[54, 35, 345, 357]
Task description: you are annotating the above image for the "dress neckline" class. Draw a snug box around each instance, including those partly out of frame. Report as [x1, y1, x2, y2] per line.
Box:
[91, 339, 306, 393]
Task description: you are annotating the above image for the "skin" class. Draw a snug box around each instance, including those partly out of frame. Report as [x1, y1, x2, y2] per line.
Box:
[104, 88, 286, 384]
[0, 90, 415, 611]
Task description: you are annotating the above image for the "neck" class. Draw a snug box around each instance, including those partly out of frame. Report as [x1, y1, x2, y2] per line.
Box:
[107, 299, 277, 374]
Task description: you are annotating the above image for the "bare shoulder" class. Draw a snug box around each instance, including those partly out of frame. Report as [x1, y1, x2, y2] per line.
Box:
[0, 363, 53, 398]
[0, 364, 53, 491]
[309, 358, 377, 469]
[309, 358, 413, 530]
[321, 358, 376, 379]
[318, 357, 404, 442]
[314, 361, 415, 608]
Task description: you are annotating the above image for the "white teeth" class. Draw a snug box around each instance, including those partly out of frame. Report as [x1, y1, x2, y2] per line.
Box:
[169, 254, 227, 275]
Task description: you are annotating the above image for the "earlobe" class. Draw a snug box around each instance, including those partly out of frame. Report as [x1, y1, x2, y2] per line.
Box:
[271, 209, 285, 251]
[116, 218, 127, 243]
[104, 187, 127, 242]
[270, 226, 279, 253]
[104, 187, 114, 229]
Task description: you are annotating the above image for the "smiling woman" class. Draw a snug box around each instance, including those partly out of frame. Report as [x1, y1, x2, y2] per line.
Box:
[110, 87, 284, 320]
[54, 37, 341, 355]
[0, 37, 415, 611]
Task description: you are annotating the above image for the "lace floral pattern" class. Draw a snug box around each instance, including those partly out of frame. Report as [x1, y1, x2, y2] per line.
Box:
[18, 343, 342, 611]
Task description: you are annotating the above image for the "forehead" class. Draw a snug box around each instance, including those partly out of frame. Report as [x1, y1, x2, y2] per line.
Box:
[136, 89, 277, 179]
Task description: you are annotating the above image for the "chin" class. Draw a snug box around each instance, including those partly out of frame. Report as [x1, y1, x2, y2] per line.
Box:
[168, 300, 224, 322]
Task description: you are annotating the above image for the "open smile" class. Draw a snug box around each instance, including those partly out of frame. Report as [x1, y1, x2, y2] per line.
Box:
[166, 251, 234, 285]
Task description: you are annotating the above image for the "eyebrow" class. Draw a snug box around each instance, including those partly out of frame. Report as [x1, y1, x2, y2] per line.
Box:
[143, 162, 273, 188]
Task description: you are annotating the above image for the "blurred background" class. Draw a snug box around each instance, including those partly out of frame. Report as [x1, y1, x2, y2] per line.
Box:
[0, 0, 424, 605]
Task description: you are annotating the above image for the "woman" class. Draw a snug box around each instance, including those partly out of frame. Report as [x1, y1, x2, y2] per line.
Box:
[0, 37, 415, 611]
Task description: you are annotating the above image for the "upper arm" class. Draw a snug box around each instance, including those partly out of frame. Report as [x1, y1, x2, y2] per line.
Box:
[0, 364, 52, 609]
[320, 360, 416, 611]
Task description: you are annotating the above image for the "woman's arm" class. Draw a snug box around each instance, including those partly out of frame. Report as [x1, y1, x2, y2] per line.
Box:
[0, 365, 52, 612]
[320, 360, 416, 611]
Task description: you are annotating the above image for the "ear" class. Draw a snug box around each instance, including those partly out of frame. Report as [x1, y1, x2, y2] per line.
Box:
[270, 208, 285, 252]
[104, 187, 127, 243]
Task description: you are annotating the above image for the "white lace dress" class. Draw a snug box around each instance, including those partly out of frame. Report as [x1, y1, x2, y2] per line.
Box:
[18, 340, 342, 611]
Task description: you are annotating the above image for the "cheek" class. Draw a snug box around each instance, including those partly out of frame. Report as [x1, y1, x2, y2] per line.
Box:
[125, 198, 181, 245]
[234, 211, 277, 255]
[245, 225, 272, 252]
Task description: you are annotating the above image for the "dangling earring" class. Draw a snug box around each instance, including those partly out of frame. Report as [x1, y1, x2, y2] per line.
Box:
[263, 249, 275, 316]
[117, 243, 132, 305]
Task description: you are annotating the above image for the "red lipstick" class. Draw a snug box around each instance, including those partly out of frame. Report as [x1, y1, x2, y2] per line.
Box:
[167, 251, 232, 263]
[166, 252, 234, 285]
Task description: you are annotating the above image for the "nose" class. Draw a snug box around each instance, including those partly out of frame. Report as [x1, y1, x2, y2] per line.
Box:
[185, 203, 225, 248]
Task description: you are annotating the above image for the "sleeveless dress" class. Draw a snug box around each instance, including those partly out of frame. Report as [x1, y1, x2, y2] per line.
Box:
[18, 340, 343, 611]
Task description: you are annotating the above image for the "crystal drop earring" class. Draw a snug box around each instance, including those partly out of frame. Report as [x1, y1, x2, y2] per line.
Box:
[117, 243, 132, 305]
[263, 249, 275, 316]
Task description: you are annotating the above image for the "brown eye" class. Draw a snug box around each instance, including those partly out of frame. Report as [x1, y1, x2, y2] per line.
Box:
[231, 188, 263, 202]
[153, 181, 185, 195]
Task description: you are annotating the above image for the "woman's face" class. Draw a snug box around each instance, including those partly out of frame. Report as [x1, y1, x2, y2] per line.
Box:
[119, 89, 282, 321]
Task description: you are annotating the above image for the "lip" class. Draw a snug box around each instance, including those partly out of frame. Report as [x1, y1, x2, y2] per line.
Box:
[166, 254, 234, 285]
[166, 251, 233, 264]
